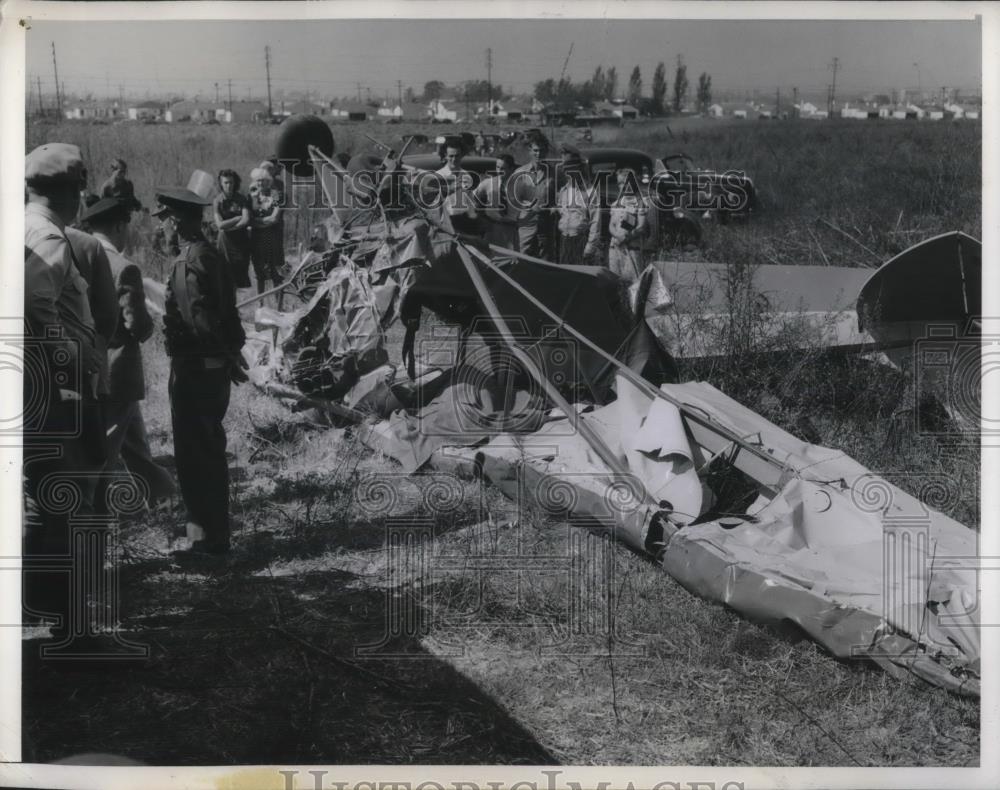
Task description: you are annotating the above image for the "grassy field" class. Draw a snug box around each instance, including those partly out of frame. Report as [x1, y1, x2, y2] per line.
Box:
[22, 117, 981, 766]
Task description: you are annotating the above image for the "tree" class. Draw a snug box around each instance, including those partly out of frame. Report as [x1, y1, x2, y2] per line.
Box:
[696, 72, 712, 113]
[590, 66, 605, 102]
[627, 66, 642, 107]
[422, 80, 445, 101]
[651, 62, 668, 115]
[534, 78, 557, 104]
[605, 66, 618, 101]
[673, 61, 689, 112]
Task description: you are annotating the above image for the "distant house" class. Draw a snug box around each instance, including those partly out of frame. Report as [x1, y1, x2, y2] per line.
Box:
[839, 104, 869, 120]
[401, 102, 432, 121]
[227, 100, 269, 123]
[794, 101, 819, 117]
[127, 100, 165, 121]
[959, 104, 979, 120]
[906, 103, 925, 119]
[476, 99, 507, 118]
[707, 103, 724, 118]
[65, 99, 124, 121]
[594, 100, 638, 120]
[330, 102, 371, 121]
[283, 100, 327, 117]
[504, 105, 529, 122]
[166, 100, 225, 123]
[377, 103, 402, 119]
[428, 99, 458, 122]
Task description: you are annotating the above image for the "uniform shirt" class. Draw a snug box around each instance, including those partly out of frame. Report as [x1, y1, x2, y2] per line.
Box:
[556, 180, 601, 247]
[435, 164, 475, 218]
[66, 226, 118, 396]
[94, 232, 154, 402]
[609, 191, 649, 250]
[24, 202, 100, 397]
[163, 235, 246, 359]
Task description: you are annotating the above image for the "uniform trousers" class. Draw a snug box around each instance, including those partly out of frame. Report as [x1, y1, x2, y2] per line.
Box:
[169, 359, 232, 549]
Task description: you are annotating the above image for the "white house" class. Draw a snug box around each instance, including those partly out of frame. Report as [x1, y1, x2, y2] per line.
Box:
[906, 103, 925, 119]
[428, 99, 458, 122]
[377, 103, 403, 119]
[127, 101, 165, 121]
[707, 103, 724, 118]
[795, 101, 819, 116]
[65, 99, 125, 121]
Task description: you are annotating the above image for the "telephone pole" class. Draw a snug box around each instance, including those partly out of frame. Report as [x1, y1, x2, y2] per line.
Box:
[397, 79, 403, 108]
[792, 86, 799, 117]
[486, 47, 493, 115]
[775, 87, 780, 118]
[828, 57, 839, 116]
[228, 78, 233, 111]
[215, 82, 219, 104]
[37, 76, 44, 115]
[51, 41, 62, 118]
[264, 45, 273, 117]
[356, 82, 362, 103]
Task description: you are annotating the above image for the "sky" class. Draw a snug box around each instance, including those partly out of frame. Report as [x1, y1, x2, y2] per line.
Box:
[24, 17, 982, 103]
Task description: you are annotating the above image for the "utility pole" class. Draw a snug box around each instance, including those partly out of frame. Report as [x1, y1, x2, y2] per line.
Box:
[792, 86, 799, 117]
[119, 84, 125, 111]
[486, 47, 493, 115]
[828, 56, 839, 116]
[51, 41, 62, 118]
[397, 79, 403, 108]
[356, 82, 362, 103]
[941, 86, 947, 107]
[215, 82, 219, 104]
[775, 87, 780, 118]
[265, 45, 273, 117]
[228, 78, 233, 111]
[37, 76, 44, 116]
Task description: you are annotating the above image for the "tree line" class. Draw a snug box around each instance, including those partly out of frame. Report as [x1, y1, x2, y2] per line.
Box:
[410, 61, 714, 116]
[536, 61, 713, 116]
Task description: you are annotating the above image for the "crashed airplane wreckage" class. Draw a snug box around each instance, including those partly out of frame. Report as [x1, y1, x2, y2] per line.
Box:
[232, 117, 980, 696]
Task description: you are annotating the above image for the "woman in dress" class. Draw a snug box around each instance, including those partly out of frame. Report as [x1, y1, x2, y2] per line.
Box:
[213, 169, 252, 288]
[248, 166, 285, 295]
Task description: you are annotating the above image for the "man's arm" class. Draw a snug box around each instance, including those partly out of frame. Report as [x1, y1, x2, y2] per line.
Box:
[111, 264, 154, 347]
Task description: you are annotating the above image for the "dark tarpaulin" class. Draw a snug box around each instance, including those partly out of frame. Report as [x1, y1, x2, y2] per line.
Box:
[400, 241, 677, 404]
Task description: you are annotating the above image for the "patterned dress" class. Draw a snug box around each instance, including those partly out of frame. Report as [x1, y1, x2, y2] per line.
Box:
[248, 184, 286, 288]
[214, 191, 252, 288]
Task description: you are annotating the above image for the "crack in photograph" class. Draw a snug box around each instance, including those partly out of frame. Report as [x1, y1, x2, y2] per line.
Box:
[2, 2, 993, 788]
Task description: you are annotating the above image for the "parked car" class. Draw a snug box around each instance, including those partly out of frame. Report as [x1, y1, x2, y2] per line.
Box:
[658, 152, 757, 221]
[579, 148, 702, 247]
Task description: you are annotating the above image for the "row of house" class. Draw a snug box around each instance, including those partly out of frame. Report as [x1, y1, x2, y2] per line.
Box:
[59, 94, 647, 126]
[706, 99, 980, 121]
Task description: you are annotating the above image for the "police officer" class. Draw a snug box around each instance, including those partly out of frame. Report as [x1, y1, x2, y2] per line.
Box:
[23, 143, 105, 638]
[155, 181, 247, 556]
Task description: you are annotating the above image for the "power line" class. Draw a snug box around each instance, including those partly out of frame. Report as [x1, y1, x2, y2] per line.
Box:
[51, 41, 62, 118]
[828, 56, 839, 116]
[264, 44, 273, 116]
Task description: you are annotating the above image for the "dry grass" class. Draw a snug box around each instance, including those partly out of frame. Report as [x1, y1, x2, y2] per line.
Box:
[22, 115, 981, 765]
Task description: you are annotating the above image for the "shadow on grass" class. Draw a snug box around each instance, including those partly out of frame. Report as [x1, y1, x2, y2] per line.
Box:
[22, 565, 558, 765]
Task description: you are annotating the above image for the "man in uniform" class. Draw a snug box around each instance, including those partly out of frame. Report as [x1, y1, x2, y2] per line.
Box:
[81, 197, 176, 509]
[554, 143, 601, 265]
[511, 136, 556, 259]
[156, 182, 247, 556]
[23, 143, 105, 636]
